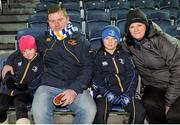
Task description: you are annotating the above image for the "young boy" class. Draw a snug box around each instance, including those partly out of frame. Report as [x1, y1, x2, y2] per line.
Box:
[91, 25, 145, 124]
[0, 35, 43, 124]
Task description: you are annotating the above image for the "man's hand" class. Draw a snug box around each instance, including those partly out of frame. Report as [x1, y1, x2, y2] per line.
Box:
[165, 106, 170, 114]
[60, 89, 77, 107]
[2, 65, 14, 79]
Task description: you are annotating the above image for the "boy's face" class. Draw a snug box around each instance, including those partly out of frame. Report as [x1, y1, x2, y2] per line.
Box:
[103, 36, 118, 53]
[21, 49, 36, 60]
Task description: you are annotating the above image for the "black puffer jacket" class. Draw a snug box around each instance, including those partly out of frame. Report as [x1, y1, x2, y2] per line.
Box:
[36, 31, 92, 94]
[126, 21, 180, 106]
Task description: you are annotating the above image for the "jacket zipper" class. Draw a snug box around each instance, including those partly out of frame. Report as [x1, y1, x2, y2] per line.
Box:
[20, 53, 37, 84]
[63, 39, 80, 64]
[112, 57, 124, 92]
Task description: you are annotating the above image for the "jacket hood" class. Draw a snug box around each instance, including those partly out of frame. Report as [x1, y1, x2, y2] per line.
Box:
[147, 21, 163, 38]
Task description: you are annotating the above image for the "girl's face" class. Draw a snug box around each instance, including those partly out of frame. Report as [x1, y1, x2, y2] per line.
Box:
[21, 48, 36, 60]
[129, 22, 146, 40]
[103, 36, 118, 54]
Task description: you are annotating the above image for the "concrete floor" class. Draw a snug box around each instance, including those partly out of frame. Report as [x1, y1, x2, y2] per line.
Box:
[8, 111, 129, 124]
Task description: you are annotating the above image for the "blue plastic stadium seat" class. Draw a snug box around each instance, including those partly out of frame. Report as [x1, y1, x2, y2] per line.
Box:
[135, 0, 155, 9]
[35, 2, 58, 13]
[152, 18, 171, 30]
[61, 2, 80, 11]
[86, 10, 110, 21]
[116, 19, 127, 35]
[165, 25, 180, 40]
[84, 0, 106, 10]
[40, 0, 59, 4]
[27, 13, 48, 28]
[106, 0, 132, 9]
[16, 27, 47, 41]
[159, 0, 179, 8]
[110, 7, 129, 20]
[148, 10, 170, 20]
[86, 20, 110, 40]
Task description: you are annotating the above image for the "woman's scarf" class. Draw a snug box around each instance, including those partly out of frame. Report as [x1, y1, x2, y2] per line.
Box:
[48, 22, 74, 41]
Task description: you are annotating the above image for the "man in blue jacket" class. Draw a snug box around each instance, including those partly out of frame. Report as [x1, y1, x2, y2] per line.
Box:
[91, 25, 145, 124]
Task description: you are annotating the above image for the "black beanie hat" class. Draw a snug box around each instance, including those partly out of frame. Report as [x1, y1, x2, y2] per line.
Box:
[126, 8, 148, 29]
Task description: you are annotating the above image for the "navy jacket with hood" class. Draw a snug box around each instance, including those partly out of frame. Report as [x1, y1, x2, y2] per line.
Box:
[0, 51, 43, 96]
[92, 45, 138, 99]
[36, 31, 93, 94]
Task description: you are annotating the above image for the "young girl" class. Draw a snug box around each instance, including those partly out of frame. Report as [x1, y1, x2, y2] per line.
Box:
[91, 25, 145, 124]
[0, 35, 43, 124]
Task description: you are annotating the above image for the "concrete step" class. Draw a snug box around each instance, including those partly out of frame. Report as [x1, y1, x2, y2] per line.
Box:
[9, 1, 40, 9]
[2, 8, 35, 15]
[0, 22, 27, 32]
[0, 50, 15, 57]
[0, 43, 15, 50]
[7, 111, 129, 124]
[0, 15, 29, 23]
[0, 34, 16, 44]
[9, 0, 40, 3]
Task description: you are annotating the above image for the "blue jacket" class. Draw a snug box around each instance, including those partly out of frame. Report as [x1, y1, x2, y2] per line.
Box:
[36, 31, 93, 94]
[0, 51, 43, 96]
[92, 45, 138, 98]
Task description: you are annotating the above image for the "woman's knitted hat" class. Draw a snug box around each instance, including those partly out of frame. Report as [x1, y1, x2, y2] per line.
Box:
[126, 8, 149, 29]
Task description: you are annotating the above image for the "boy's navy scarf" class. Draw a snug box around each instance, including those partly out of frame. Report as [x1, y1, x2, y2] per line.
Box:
[48, 22, 74, 41]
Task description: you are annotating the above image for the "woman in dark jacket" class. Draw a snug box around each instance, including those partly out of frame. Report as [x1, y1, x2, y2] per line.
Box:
[0, 35, 43, 124]
[125, 8, 180, 123]
[91, 25, 145, 124]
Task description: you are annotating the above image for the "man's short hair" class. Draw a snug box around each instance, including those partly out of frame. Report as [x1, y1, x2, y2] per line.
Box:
[48, 5, 68, 19]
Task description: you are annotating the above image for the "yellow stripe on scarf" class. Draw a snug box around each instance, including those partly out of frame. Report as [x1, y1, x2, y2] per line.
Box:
[55, 31, 65, 40]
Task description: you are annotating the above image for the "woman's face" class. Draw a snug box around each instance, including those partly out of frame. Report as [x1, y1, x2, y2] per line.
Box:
[129, 22, 146, 40]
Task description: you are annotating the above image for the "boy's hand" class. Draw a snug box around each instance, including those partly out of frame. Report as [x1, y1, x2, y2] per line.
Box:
[104, 90, 131, 107]
[112, 94, 131, 107]
[2, 65, 14, 79]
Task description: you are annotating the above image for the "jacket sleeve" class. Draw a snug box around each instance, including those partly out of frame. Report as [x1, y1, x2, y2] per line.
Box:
[68, 36, 93, 94]
[123, 52, 138, 98]
[91, 52, 106, 92]
[158, 34, 180, 106]
[4, 51, 19, 66]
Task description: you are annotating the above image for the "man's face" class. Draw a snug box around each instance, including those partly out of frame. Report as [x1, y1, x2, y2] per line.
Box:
[48, 11, 69, 32]
[129, 22, 146, 40]
[21, 49, 36, 60]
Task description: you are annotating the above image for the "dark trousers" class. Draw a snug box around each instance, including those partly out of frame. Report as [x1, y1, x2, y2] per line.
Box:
[142, 85, 180, 124]
[0, 93, 33, 123]
[93, 95, 146, 124]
